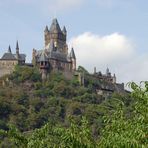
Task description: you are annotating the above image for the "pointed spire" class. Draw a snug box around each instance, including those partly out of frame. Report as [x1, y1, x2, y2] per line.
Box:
[49, 18, 61, 33]
[16, 40, 19, 50]
[70, 47, 76, 59]
[8, 45, 11, 53]
[94, 67, 96, 74]
[44, 25, 49, 32]
[62, 26, 67, 34]
[16, 41, 20, 60]
[106, 67, 109, 75]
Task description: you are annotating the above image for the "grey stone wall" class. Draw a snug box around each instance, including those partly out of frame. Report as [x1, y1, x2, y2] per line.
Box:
[0, 60, 18, 77]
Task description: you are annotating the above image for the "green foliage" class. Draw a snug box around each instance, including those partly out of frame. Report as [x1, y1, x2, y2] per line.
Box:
[10, 65, 41, 83]
[77, 66, 89, 74]
[98, 82, 148, 148]
[0, 117, 96, 148]
[0, 66, 148, 147]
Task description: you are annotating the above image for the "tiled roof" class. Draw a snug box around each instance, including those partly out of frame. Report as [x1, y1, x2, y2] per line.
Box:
[49, 18, 61, 33]
[70, 48, 76, 59]
[13, 54, 26, 61]
[1, 53, 17, 60]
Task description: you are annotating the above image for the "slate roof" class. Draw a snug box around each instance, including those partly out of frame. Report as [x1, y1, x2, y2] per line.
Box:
[49, 18, 61, 33]
[39, 52, 48, 62]
[50, 51, 68, 62]
[36, 48, 68, 63]
[44, 25, 49, 32]
[1, 52, 17, 60]
[70, 48, 76, 59]
[62, 26, 67, 34]
[13, 54, 26, 61]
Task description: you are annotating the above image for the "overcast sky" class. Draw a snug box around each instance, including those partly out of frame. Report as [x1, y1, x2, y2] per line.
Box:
[0, 0, 148, 84]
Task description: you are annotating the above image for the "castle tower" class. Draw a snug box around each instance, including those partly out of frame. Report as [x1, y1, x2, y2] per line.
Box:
[44, 25, 49, 46]
[70, 47, 76, 71]
[113, 73, 116, 83]
[94, 67, 96, 74]
[32, 48, 37, 65]
[39, 51, 49, 81]
[44, 18, 67, 54]
[16, 41, 19, 60]
[106, 67, 111, 76]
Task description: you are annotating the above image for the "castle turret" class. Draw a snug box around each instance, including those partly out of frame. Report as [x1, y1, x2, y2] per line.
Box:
[8, 45, 11, 53]
[113, 73, 116, 83]
[70, 47, 76, 71]
[106, 67, 111, 76]
[44, 26, 49, 46]
[94, 67, 96, 74]
[16, 41, 19, 60]
[44, 18, 67, 53]
[62, 26, 67, 35]
[44, 25, 49, 33]
[49, 18, 62, 33]
[32, 48, 37, 66]
[39, 51, 49, 81]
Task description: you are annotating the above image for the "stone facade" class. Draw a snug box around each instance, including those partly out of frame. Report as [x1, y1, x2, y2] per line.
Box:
[0, 42, 26, 77]
[0, 18, 126, 96]
[32, 18, 76, 80]
[93, 67, 116, 84]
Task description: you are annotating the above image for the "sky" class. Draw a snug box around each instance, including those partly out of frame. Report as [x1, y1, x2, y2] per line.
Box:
[0, 0, 148, 85]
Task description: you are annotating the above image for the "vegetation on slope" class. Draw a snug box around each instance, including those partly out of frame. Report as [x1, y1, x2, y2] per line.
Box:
[0, 66, 147, 147]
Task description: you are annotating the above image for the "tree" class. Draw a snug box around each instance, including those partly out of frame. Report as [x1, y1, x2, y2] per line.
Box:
[98, 82, 148, 148]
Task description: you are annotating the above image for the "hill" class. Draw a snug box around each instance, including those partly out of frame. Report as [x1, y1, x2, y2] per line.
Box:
[0, 66, 147, 147]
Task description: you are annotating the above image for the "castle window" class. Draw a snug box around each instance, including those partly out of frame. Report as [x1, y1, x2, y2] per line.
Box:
[41, 61, 43, 66]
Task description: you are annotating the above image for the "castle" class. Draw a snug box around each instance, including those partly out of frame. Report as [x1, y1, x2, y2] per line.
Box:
[0, 42, 26, 77]
[0, 18, 124, 93]
[0, 18, 76, 80]
[32, 18, 76, 80]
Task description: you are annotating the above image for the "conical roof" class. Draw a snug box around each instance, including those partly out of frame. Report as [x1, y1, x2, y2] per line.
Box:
[1, 46, 16, 60]
[44, 25, 49, 32]
[16, 41, 19, 49]
[49, 18, 61, 33]
[62, 26, 67, 34]
[70, 48, 76, 59]
[8, 45, 11, 53]
[106, 67, 109, 74]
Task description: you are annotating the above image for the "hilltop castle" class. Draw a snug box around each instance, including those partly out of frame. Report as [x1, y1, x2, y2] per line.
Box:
[0, 18, 76, 79]
[32, 18, 76, 80]
[0, 42, 26, 77]
[0, 18, 123, 92]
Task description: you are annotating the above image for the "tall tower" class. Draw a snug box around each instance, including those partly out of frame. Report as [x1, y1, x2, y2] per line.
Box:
[44, 25, 49, 47]
[16, 41, 19, 60]
[44, 18, 67, 54]
[39, 51, 49, 81]
[70, 47, 76, 71]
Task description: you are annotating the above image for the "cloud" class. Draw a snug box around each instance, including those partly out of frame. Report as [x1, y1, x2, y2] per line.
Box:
[117, 54, 148, 84]
[69, 32, 148, 84]
[69, 32, 134, 70]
